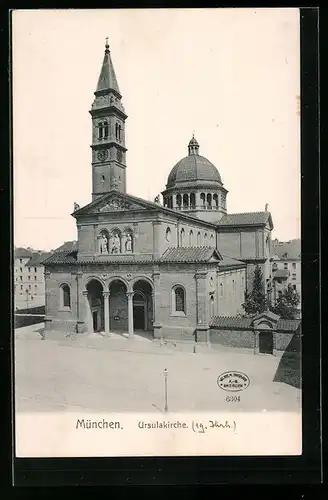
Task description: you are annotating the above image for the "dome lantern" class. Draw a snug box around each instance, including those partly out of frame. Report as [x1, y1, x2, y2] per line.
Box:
[161, 136, 228, 223]
[188, 134, 199, 156]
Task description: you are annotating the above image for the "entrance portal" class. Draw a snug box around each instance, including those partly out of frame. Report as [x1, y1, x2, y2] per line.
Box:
[133, 304, 145, 330]
[259, 331, 273, 354]
[108, 279, 128, 332]
[86, 279, 104, 333]
[133, 280, 153, 335]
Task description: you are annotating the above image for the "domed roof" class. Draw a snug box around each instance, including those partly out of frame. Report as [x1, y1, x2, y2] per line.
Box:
[166, 136, 222, 189]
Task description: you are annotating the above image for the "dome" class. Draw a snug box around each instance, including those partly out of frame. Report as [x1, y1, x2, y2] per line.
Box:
[166, 136, 222, 189]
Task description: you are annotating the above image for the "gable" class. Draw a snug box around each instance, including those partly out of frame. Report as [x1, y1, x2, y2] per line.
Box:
[72, 191, 158, 217]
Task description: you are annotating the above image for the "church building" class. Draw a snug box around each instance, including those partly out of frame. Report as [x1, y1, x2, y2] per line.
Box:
[43, 41, 273, 345]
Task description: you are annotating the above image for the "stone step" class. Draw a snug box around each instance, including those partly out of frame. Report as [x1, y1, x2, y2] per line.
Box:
[40, 331, 199, 355]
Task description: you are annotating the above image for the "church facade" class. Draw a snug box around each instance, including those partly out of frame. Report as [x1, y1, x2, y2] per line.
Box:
[43, 41, 273, 344]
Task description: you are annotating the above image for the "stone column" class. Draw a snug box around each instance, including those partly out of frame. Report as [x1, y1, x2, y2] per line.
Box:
[82, 290, 93, 333]
[195, 271, 210, 345]
[44, 269, 52, 331]
[152, 270, 163, 342]
[254, 330, 259, 355]
[127, 291, 134, 337]
[102, 291, 110, 335]
[272, 331, 277, 356]
[76, 271, 84, 334]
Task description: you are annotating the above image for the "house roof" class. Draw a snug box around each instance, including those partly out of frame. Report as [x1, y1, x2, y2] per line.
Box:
[272, 239, 301, 260]
[210, 316, 301, 332]
[219, 255, 246, 269]
[53, 241, 78, 253]
[273, 269, 290, 279]
[14, 247, 34, 258]
[42, 251, 78, 265]
[160, 246, 222, 263]
[218, 212, 273, 229]
[26, 252, 52, 266]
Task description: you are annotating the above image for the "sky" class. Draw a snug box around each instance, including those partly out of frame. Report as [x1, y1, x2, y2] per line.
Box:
[13, 8, 300, 251]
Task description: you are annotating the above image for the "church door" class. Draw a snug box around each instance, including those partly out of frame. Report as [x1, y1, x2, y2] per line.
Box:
[259, 331, 273, 355]
[133, 305, 145, 330]
[92, 311, 98, 332]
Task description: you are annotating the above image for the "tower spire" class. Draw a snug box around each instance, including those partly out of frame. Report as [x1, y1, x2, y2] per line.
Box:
[96, 38, 120, 95]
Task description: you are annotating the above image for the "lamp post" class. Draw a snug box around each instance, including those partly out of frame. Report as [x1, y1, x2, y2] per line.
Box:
[164, 368, 168, 413]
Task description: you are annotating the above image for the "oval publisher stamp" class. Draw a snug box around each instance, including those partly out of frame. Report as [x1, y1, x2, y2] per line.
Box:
[217, 371, 250, 392]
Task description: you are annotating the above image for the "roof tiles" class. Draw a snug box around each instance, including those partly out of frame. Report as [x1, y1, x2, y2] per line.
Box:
[218, 212, 271, 227]
[210, 316, 301, 332]
[160, 246, 220, 263]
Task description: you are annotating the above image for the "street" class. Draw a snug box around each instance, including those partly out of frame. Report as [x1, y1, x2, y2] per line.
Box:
[15, 324, 301, 414]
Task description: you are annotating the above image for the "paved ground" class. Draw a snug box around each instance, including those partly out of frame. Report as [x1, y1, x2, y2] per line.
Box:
[14, 324, 301, 413]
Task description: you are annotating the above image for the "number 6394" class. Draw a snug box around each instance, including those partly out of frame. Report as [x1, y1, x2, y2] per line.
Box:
[225, 396, 240, 402]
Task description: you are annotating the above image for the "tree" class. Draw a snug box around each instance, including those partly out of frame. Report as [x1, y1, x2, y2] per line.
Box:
[272, 284, 300, 319]
[242, 265, 268, 317]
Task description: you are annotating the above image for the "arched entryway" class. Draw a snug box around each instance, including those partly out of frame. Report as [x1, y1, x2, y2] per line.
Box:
[259, 330, 274, 354]
[86, 279, 104, 333]
[108, 279, 128, 332]
[133, 279, 153, 336]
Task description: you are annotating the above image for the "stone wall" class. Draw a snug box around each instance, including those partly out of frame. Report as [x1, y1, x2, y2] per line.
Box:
[210, 328, 298, 352]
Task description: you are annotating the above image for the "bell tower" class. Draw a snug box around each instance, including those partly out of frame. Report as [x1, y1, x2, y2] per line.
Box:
[89, 39, 128, 200]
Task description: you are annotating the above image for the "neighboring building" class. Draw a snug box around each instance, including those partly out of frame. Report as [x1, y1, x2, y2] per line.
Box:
[14, 247, 52, 309]
[271, 239, 301, 315]
[42, 41, 274, 343]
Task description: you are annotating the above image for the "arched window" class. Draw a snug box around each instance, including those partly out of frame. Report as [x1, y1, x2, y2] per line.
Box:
[101, 175, 105, 183]
[221, 193, 226, 209]
[103, 121, 109, 138]
[176, 194, 182, 209]
[204, 233, 208, 245]
[232, 279, 236, 292]
[197, 231, 201, 246]
[166, 227, 171, 242]
[189, 230, 194, 246]
[200, 193, 206, 207]
[210, 234, 214, 245]
[213, 193, 218, 208]
[180, 228, 185, 245]
[60, 284, 71, 309]
[207, 193, 212, 209]
[183, 194, 189, 208]
[220, 283, 223, 297]
[173, 286, 186, 314]
[210, 296, 215, 318]
[190, 193, 196, 208]
[98, 122, 103, 140]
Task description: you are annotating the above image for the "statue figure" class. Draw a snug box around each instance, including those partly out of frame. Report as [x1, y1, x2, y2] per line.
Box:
[125, 234, 132, 253]
[154, 195, 160, 204]
[100, 233, 108, 254]
[111, 233, 121, 253]
[73, 202, 80, 212]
